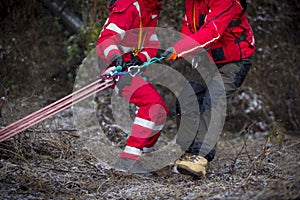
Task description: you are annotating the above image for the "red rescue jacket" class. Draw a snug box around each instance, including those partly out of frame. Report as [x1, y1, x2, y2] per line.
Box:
[173, 0, 256, 64]
[97, 0, 162, 63]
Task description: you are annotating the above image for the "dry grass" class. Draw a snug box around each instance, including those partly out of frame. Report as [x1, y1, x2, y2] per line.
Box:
[0, 127, 299, 199]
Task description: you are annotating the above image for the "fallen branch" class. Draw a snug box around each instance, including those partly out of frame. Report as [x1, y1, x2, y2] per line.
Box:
[42, 0, 85, 33]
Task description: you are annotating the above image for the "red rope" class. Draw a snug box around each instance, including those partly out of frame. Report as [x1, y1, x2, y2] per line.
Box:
[0, 78, 114, 142]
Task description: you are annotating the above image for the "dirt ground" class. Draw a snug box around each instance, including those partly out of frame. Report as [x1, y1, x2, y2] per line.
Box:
[0, 91, 299, 199]
[0, 125, 299, 199]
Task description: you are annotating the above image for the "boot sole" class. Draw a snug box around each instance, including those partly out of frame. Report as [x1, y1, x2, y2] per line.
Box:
[177, 164, 204, 177]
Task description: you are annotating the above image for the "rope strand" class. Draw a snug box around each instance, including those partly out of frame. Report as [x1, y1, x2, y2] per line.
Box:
[114, 56, 166, 77]
[0, 56, 166, 142]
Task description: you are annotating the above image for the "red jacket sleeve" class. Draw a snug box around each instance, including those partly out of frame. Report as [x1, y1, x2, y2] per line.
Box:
[181, 14, 193, 38]
[97, 0, 161, 64]
[174, 0, 235, 58]
[96, 5, 136, 63]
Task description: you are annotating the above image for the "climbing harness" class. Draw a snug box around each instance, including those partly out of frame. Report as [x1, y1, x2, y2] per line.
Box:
[0, 56, 165, 142]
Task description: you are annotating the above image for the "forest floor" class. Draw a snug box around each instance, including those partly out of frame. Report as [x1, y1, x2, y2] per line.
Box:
[0, 128, 299, 199]
[0, 94, 299, 200]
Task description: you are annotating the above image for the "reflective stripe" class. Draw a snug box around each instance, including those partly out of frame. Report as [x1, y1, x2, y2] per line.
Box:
[140, 51, 151, 61]
[149, 34, 158, 41]
[133, 2, 141, 17]
[104, 18, 109, 26]
[151, 14, 157, 19]
[135, 106, 139, 115]
[184, 14, 188, 21]
[131, 124, 161, 138]
[106, 23, 125, 39]
[104, 45, 118, 58]
[178, 45, 201, 58]
[250, 29, 255, 46]
[119, 45, 134, 53]
[178, 21, 220, 57]
[99, 18, 110, 38]
[124, 146, 142, 156]
[251, 35, 255, 46]
[134, 117, 164, 131]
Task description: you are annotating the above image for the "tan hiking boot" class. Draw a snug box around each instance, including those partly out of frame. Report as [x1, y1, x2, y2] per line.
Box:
[176, 153, 208, 177]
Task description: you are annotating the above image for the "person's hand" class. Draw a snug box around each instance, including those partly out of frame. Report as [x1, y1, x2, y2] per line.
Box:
[101, 66, 117, 76]
[161, 47, 177, 60]
[100, 66, 117, 89]
[127, 56, 143, 66]
[110, 54, 125, 68]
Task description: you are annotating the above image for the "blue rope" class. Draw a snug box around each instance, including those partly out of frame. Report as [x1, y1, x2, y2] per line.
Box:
[113, 56, 166, 77]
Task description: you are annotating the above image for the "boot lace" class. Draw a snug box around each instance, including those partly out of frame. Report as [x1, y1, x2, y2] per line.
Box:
[180, 153, 202, 163]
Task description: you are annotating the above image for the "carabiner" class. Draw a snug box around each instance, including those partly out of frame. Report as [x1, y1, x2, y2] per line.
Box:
[128, 65, 141, 77]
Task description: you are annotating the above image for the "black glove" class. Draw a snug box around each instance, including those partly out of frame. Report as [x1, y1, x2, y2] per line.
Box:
[127, 56, 143, 66]
[110, 54, 125, 68]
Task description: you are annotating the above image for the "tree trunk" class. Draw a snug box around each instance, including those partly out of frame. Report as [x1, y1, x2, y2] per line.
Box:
[42, 0, 85, 33]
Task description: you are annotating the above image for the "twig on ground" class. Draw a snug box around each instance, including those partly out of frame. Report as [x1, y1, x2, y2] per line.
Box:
[230, 120, 256, 173]
[241, 136, 270, 187]
[0, 146, 31, 165]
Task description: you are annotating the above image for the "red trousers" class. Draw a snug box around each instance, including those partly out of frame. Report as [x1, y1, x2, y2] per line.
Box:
[121, 76, 168, 150]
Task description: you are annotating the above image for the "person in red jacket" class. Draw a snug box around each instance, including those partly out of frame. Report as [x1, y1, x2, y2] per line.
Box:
[162, 0, 256, 176]
[97, 0, 167, 173]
